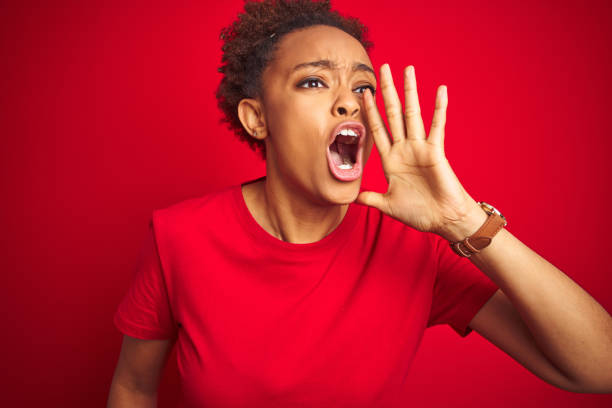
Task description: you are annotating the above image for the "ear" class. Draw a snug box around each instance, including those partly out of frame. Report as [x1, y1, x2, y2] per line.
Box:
[238, 98, 266, 141]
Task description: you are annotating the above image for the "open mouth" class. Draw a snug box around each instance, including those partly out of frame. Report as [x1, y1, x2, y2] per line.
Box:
[326, 121, 366, 182]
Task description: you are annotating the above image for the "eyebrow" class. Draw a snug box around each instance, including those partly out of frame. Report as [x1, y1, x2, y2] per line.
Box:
[292, 60, 375, 76]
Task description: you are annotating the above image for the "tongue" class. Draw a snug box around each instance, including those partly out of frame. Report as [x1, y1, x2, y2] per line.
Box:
[330, 141, 353, 165]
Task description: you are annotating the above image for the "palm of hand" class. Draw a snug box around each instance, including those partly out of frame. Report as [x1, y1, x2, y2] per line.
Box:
[357, 65, 476, 236]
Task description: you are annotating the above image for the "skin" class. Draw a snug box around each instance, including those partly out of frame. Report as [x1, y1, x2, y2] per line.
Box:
[237, 25, 612, 392]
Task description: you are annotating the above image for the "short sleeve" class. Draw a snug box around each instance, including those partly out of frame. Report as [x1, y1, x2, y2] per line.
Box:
[427, 235, 499, 337]
[113, 221, 178, 340]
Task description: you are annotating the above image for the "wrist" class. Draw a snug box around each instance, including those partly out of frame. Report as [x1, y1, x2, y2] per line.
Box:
[439, 202, 488, 242]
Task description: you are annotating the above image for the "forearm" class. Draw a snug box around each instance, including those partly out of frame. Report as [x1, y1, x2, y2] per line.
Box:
[107, 381, 157, 408]
[448, 206, 612, 391]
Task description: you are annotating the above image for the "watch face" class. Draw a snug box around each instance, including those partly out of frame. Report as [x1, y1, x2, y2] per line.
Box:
[479, 202, 507, 225]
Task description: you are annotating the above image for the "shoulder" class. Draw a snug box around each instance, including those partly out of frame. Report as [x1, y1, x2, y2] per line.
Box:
[357, 203, 438, 253]
[151, 184, 240, 237]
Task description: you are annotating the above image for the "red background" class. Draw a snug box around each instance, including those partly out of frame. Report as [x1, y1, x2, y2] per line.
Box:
[2, 0, 612, 405]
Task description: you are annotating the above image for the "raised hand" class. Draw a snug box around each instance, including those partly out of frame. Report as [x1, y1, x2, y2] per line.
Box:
[356, 64, 483, 241]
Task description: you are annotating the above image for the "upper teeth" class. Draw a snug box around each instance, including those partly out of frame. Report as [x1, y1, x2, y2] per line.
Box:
[339, 129, 358, 137]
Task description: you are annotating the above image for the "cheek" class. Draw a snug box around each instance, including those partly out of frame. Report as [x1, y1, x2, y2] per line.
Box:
[267, 95, 330, 157]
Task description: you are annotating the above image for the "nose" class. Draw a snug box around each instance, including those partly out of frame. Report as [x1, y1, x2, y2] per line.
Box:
[332, 88, 360, 117]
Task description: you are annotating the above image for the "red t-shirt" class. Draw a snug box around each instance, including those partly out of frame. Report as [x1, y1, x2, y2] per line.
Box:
[114, 181, 499, 407]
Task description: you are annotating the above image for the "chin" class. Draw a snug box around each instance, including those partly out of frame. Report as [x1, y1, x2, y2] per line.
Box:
[323, 177, 362, 205]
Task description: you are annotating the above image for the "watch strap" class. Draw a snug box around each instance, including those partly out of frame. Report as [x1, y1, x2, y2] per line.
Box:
[450, 205, 507, 257]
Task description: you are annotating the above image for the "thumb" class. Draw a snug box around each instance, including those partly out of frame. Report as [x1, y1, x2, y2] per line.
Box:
[355, 191, 387, 212]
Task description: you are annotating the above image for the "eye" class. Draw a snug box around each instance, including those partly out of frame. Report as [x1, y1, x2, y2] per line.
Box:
[354, 84, 376, 96]
[298, 77, 326, 88]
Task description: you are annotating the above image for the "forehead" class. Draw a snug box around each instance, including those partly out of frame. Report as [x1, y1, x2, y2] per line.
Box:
[270, 25, 372, 71]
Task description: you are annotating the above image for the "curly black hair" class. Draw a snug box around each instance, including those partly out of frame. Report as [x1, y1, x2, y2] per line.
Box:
[216, 0, 373, 159]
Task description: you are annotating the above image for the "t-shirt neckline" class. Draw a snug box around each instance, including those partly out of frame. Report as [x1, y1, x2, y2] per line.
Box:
[231, 179, 360, 252]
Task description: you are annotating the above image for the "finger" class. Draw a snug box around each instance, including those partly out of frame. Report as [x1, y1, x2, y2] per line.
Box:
[404, 66, 426, 140]
[428, 85, 448, 147]
[363, 87, 391, 155]
[380, 64, 406, 143]
[355, 191, 388, 213]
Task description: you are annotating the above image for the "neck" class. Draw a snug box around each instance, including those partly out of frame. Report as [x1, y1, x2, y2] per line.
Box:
[242, 175, 348, 244]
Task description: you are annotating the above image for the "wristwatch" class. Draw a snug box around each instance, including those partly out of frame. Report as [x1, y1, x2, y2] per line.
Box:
[450, 202, 507, 257]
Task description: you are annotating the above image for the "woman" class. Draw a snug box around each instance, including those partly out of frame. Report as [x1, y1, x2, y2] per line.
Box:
[108, 0, 612, 406]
